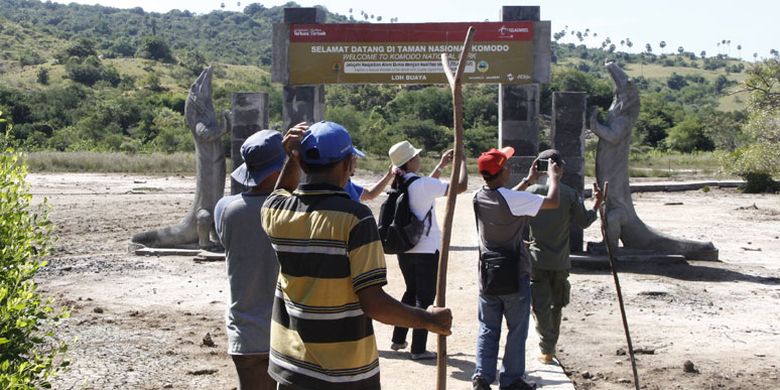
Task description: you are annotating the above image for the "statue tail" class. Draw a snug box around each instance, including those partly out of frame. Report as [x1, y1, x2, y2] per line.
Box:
[623, 220, 718, 261]
[131, 223, 198, 249]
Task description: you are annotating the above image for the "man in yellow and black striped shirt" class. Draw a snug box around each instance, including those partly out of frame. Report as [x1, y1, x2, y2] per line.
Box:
[262, 121, 452, 390]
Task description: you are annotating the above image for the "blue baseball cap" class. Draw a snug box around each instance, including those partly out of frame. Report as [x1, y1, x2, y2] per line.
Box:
[300, 121, 365, 165]
[231, 130, 286, 187]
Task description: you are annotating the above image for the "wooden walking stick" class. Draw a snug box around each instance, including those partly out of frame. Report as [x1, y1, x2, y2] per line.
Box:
[598, 181, 641, 390]
[435, 26, 475, 390]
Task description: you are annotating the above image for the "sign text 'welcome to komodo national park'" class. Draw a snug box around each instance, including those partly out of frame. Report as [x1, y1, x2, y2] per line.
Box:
[287, 22, 534, 85]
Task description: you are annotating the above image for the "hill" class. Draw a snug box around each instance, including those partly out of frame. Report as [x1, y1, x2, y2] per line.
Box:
[0, 0, 755, 157]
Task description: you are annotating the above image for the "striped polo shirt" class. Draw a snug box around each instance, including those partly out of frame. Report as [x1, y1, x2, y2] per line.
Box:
[261, 183, 387, 390]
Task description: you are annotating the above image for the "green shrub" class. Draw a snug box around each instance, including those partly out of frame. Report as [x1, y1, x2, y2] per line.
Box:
[0, 113, 68, 389]
[35, 68, 49, 85]
[740, 172, 779, 193]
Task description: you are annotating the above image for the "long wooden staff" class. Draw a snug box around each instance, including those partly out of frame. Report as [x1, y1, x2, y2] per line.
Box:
[435, 26, 475, 390]
[598, 181, 640, 390]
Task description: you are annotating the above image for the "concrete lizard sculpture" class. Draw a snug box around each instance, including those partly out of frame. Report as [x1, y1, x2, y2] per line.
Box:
[132, 66, 228, 249]
[589, 62, 718, 260]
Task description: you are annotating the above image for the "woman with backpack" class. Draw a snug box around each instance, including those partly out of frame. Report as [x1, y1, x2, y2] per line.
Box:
[386, 140, 468, 360]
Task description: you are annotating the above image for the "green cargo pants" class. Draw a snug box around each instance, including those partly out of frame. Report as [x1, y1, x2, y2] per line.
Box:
[531, 268, 570, 355]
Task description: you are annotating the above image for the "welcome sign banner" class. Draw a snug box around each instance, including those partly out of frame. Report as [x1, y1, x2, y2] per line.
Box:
[287, 22, 535, 85]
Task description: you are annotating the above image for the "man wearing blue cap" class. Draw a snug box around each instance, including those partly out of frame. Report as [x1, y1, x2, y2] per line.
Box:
[214, 130, 286, 390]
[261, 121, 453, 390]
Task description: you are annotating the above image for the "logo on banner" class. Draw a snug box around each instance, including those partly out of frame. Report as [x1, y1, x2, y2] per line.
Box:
[497, 25, 529, 39]
[293, 28, 326, 37]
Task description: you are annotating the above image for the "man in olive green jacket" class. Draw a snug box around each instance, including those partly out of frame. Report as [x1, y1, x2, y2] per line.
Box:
[526, 149, 603, 364]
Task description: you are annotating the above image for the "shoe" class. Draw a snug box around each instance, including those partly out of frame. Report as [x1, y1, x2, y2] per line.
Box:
[390, 341, 407, 351]
[410, 351, 437, 360]
[499, 379, 537, 390]
[539, 353, 555, 364]
[472, 376, 491, 390]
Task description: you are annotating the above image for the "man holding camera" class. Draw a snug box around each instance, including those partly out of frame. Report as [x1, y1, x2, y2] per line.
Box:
[472, 147, 561, 390]
[525, 149, 603, 365]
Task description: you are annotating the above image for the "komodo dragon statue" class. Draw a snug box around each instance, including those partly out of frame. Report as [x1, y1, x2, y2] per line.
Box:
[588, 62, 718, 260]
[132, 66, 228, 249]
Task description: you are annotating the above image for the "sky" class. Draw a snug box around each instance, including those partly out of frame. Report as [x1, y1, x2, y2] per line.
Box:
[52, 0, 777, 61]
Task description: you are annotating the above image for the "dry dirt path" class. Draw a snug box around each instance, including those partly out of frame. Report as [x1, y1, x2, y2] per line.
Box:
[30, 173, 780, 390]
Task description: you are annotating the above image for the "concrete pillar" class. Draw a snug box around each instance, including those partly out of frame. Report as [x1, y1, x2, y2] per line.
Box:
[552, 92, 587, 252]
[500, 6, 542, 187]
[230, 93, 269, 195]
[281, 8, 325, 132]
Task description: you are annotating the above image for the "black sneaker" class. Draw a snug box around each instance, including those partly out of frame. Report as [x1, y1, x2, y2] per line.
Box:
[499, 379, 537, 390]
[472, 376, 491, 390]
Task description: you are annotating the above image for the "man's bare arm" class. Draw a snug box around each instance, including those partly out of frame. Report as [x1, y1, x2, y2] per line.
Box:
[357, 285, 452, 336]
[274, 123, 308, 192]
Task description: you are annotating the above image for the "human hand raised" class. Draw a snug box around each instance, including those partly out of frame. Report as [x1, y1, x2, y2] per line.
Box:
[439, 149, 454, 167]
[282, 122, 309, 161]
[548, 160, 563, 181]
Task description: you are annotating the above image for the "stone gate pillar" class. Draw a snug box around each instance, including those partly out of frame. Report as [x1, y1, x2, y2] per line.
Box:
[552, 91, 587, 252]
[499, 6, 550, 187]
[273, 8, 326, 131]
[230, 92, 269, 195]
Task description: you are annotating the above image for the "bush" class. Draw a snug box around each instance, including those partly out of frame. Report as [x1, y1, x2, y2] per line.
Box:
[35, 68, 49, 85]
[137, 35, 174, 63]
[665, 116, 714, 152]
[740, 172, 779, 193]
[0, 114, 68, 388]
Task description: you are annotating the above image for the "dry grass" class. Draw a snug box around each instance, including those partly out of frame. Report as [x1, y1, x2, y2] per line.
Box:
[24, 151, 199, 175]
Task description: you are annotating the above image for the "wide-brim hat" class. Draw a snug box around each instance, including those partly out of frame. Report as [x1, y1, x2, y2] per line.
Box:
[389, 140, 423, 167]
[231, 130, 286, 187]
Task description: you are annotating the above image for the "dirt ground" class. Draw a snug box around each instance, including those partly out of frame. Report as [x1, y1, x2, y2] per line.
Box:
[30, 172, 780, 390]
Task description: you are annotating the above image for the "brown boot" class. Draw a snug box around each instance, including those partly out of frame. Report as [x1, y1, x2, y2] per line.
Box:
[538, 353, 554, 364]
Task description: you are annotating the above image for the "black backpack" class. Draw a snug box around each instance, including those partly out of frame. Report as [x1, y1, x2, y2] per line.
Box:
[377, 176, 433, 254]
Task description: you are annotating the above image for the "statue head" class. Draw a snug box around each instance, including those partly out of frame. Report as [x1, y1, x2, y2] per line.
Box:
[605, 62, 640, 120]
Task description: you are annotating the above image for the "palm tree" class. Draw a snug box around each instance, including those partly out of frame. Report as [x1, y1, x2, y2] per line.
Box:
[677, 46, 684, 55]
[645, 43, 652, 53]
[659, 41, 667, 53]
[700, 50, 706, 59]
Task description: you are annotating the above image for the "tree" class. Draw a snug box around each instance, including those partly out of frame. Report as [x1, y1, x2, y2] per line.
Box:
[700, 50, 706, 59]
[137, 35, 174, 62]
[659, 40, 667, 52]
[723, 58, 780, 191]
[666, 116, 714, 152]
[36, 67, 49, 85]
[645, 43, 652, 53]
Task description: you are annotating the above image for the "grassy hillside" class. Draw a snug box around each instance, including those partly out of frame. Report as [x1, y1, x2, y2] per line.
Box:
[0, 0, 756, 160]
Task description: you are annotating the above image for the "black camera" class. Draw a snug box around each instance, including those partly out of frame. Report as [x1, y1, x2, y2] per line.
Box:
[535, 158, 549, 172]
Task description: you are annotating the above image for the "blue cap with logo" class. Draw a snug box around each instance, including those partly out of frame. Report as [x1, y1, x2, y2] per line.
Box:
[231, 129, 286, 187]
[300, 121, 365, 165]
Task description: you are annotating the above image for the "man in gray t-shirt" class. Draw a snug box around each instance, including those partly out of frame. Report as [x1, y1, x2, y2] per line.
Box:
[214, 130, 286, 390]
[472, 147, 562, 390]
